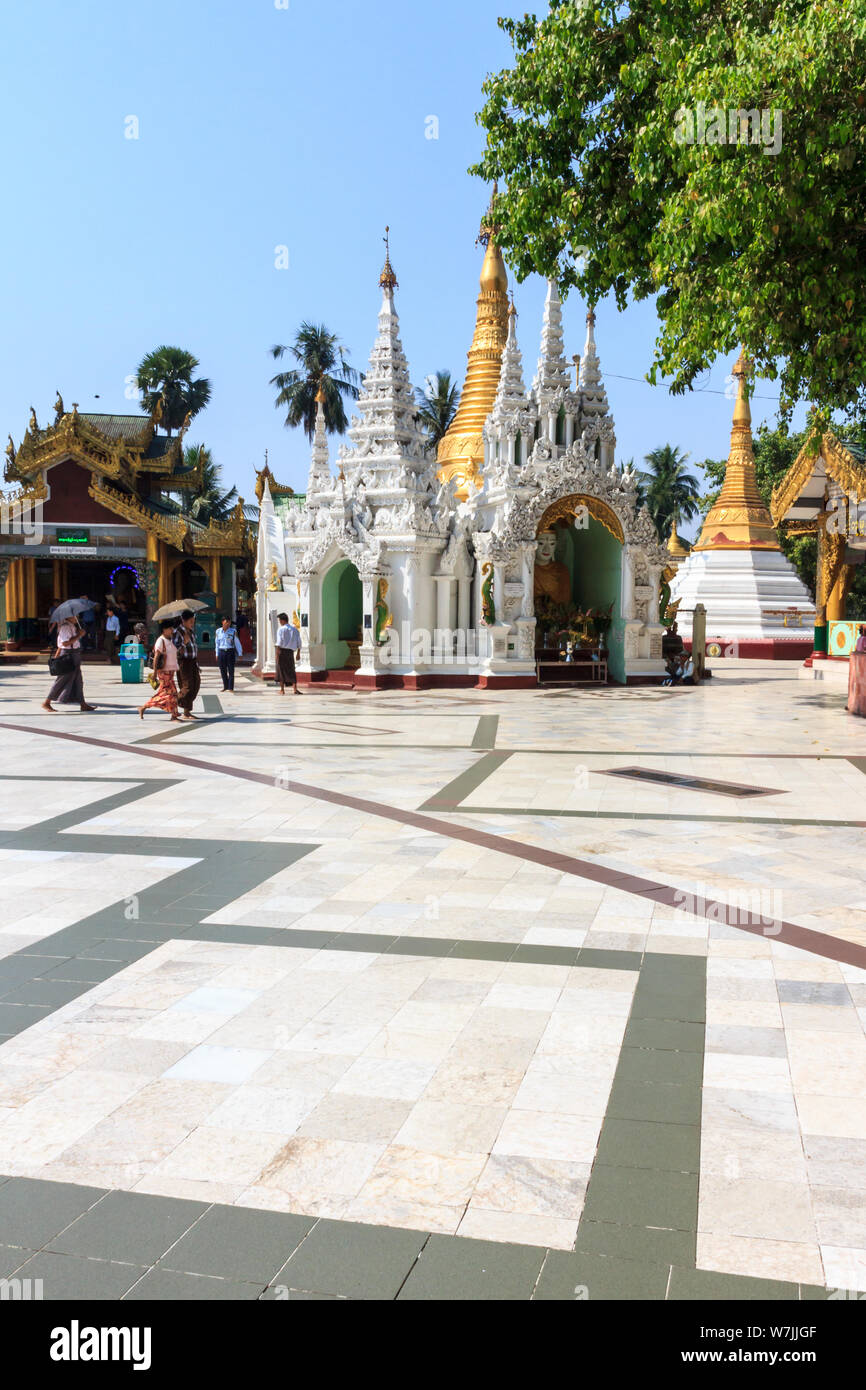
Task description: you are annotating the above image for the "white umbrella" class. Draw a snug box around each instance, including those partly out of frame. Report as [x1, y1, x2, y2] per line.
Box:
[152, 598, 210, 621]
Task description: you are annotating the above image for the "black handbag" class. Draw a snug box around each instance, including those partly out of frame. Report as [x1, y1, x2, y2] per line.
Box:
[49, 652, 75, 677]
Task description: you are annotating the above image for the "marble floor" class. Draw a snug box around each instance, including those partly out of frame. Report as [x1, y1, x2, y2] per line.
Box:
[0, 658, 864, 1299]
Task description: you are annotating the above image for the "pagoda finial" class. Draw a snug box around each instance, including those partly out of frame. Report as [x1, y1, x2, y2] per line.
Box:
[379, 226, 398, 291]
[693, 348, 778, 552]
[437, 194, 510, 499]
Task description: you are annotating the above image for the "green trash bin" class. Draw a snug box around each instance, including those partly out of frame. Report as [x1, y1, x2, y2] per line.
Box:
[119, 641, 146, 684]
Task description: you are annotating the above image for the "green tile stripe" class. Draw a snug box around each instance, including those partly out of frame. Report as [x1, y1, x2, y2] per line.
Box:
[419, 750, 513, 810]
[575, 954, 706, 1276]
[0, 1173, 816, 1301]
[470, 715, 499, 750]
[463, 806, 863, 829]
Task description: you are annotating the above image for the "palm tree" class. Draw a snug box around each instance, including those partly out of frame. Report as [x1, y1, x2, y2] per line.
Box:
[270, 323, 360, 440]
[639, 444, 701, 540]
[136, 347, 211, 436]
[177, 446, 241, 526]
[415, 371, 460, 455]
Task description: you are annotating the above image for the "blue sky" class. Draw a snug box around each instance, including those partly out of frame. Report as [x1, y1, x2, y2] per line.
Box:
[0, 0, 805, 537]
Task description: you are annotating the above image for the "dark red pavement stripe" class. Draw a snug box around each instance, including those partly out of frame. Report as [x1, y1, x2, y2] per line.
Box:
[2, 719, 864, 972]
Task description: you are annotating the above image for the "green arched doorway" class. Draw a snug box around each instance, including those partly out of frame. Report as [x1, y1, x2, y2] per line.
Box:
[321, 558, 363, 669]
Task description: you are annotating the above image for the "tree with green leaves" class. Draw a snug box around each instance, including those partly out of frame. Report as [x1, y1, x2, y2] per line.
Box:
[136, 347, 211, 435]
[640, 444, 701, 540]
[270, 324, 360, 441]
[472, 0, 866, 417]
[176, 446, 241, 526]
[698, 420, 866, 617]
[415, 371, 461, 455]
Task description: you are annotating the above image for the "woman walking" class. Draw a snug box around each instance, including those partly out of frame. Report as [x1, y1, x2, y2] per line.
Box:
[42, 616, 96, 712]
[139, 618, 180, 721]
[173, 610, 201, 721]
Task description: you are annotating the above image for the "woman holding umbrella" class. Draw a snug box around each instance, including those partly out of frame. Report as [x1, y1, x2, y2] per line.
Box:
[138, 617, 180, 721]
[41, 599, 97, 712]
[150, 598, 207, 722]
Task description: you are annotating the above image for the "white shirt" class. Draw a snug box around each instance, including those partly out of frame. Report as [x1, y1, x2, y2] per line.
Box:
[276, 623, 301, 651]
[105, 613, 120, 635]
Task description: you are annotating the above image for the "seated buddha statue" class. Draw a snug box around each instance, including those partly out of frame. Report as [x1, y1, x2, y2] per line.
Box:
[533, 530, 572, 604]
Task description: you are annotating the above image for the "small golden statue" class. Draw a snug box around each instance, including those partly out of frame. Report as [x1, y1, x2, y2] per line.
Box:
[28, 407, 38, 433]
[267, 561, 281, 591]
[54, 391, 65, 423]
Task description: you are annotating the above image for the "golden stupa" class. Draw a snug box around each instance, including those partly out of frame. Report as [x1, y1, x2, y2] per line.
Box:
[667, 514, 689, 557]
[693, 350, 780, 551]
[436, 193, 510, 499]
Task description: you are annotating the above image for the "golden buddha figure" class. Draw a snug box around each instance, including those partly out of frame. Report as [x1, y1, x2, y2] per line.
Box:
[533, 530, 572, 604]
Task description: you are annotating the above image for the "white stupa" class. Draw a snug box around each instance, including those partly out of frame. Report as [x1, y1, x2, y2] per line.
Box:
[671, 352, 815, 658]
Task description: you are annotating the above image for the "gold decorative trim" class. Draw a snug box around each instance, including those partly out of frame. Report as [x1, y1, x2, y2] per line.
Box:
[12, 411, 184, 485]
[189, 499, 249, 555]
[537, 493, 624, 544]
[770, 428, 824, 525]
[88, 478, 188, 547]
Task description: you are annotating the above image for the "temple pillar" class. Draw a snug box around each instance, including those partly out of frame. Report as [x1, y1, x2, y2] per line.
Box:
[827, 563, 854, 622]
[6, 559, 21, 623]
[22, 556, 37, 617]
[145, 534, 161, 622]
[621, 548, 636, 621]
[814, 519, 846, 654]
[457, 576, 471, 634]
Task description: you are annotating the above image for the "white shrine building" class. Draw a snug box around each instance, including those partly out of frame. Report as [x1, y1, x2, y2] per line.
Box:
[253, 229, 671, 689]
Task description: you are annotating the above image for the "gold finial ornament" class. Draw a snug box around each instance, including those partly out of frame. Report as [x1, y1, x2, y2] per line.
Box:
[437, 191, 510, 500]
[379, 226, 398, 291]
[693, 349, 780, 551]
[315, 384, 326, 405]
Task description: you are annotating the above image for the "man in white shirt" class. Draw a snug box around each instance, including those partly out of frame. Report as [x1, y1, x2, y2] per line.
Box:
[104, 607, 121, 664]
[275, 612, 302, 695]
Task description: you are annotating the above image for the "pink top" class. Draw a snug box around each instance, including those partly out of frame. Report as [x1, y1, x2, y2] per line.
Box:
[56, 621, 81, 650]
[154, 634, 179, 672]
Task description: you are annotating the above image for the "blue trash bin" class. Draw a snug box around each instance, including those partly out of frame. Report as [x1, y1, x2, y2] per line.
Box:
[119, 641, 145, 684]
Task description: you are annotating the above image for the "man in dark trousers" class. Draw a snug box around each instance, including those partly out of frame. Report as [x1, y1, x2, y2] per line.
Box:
[275, 612, 302, 695]
[215, 616, 242, 692]
[172, 610, 201, 720]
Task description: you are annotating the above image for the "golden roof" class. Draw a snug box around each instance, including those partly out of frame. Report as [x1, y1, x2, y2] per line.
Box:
[436, 237, 510, 499]
[693, 351, 780, 551]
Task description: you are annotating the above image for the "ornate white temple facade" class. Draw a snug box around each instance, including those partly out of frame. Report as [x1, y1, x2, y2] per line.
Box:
[254, 238, 670, 688]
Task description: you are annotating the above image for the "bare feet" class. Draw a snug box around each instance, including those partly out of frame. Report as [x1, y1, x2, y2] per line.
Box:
[139, 707, 145, 720]
[41, 701, 54, 712]
[80, 703, 96, 712]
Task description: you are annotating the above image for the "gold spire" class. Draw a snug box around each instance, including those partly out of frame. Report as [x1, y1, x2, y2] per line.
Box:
[379, 226, 398, 291]
[437, 194, 510, 499]
[693, 350, 780, 551]
[668, 513, 689, 557]
[315, 384, 326, 405]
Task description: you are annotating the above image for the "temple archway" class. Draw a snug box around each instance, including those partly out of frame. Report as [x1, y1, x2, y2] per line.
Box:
[534, 493, 625, 676]
[321, 557, 363, 669]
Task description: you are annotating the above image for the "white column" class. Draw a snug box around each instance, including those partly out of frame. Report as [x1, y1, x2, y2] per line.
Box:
[520, 545, 535, 618]
[435, 576, 450, 632]
[457, 576, 471, 633]
[621, 549, 635, 621]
